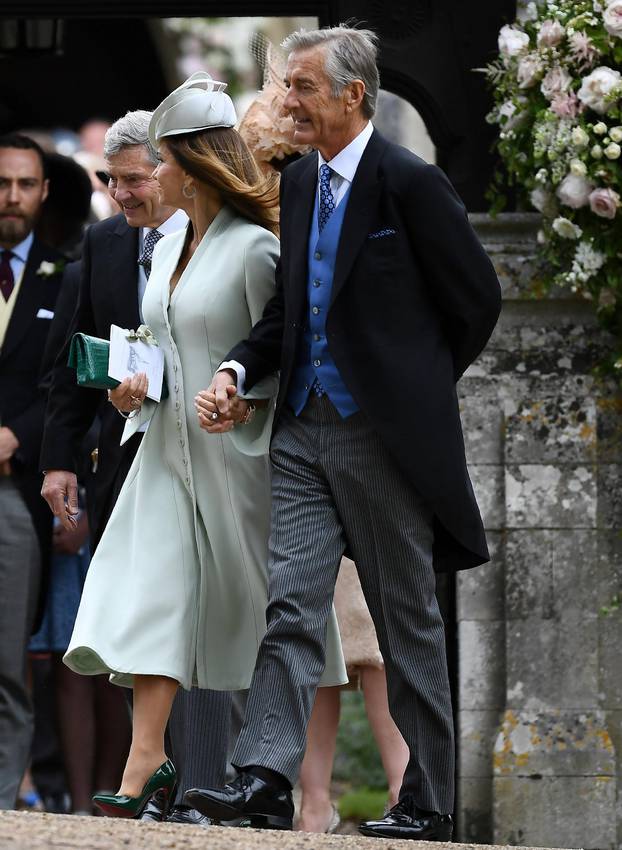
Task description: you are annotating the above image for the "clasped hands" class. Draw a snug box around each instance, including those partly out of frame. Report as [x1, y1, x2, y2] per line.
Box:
[195, 369, 249, 433]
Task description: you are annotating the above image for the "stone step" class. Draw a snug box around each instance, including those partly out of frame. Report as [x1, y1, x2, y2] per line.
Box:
[0, 811, 566, 850]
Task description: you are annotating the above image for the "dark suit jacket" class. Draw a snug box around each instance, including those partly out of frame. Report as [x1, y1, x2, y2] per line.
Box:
[40, 213, 143, 546]
[227, 130, 502, 572]
[0, 236, 65, 567]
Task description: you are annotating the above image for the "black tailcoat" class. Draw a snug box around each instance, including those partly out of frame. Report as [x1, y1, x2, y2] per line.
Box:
[0, 237, 64, 568]
[40, 213, 143, 545]
[227, 130, 502, 572]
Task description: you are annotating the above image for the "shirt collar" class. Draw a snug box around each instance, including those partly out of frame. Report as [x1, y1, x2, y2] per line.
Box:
[141, 208, 189, 245]
[6, 231, 34, 264]
[317, 122, 374, 183]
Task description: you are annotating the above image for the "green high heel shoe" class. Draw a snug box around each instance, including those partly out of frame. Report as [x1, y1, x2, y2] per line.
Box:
[92, 759, 176, 818]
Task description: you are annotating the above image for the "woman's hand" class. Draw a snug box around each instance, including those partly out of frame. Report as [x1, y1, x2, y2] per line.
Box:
[108, 373, 148, 413]
[195, 387, 248, 433]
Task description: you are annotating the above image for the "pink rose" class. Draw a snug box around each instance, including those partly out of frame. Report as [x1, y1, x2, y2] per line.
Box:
[541, 66, 573, 101]
[589, 187, 620, 218]
[550, 91, 583, 118]
[537, 19, 566, 47]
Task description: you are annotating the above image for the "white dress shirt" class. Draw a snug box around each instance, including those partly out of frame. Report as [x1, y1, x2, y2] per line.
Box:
[138, 208, 188, 319]
[222, 122, 374, 394]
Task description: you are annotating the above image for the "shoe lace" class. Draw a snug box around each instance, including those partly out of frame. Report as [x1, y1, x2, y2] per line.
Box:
[388, 796, 416, 822]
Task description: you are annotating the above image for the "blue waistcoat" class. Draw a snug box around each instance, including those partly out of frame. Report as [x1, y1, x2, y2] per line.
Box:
[287, 184, 359, 418]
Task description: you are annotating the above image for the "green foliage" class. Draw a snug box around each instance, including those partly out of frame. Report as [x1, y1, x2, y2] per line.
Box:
[486, 0, 622, 377]
[337, 788, 387, 821]
[600, 592, 621, 615]
[333, 690, 386, 790]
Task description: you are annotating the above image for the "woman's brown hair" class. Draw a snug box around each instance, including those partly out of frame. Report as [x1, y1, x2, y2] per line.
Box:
[164, 127, 279, 235]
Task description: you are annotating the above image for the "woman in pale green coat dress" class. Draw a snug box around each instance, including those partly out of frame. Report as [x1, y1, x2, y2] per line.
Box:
[63, 74, 346, 818]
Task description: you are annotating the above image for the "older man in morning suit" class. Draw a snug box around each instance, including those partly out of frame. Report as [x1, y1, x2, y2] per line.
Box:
[40, 111, 233, 826]
[188, 25, 502, 840]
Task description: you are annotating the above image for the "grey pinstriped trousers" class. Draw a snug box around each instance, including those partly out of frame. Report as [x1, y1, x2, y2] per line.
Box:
[0, 478, 41, 809]
[231, 394, 455, 814]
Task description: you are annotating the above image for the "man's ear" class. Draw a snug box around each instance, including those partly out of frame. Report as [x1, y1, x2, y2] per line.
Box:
[41, 178, 50, 204]
[346, 80, 366, 111]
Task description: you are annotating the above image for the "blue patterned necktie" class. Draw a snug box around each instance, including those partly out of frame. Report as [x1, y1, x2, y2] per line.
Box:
[138, 228, 163, 279]
[318, 164, 335, 232]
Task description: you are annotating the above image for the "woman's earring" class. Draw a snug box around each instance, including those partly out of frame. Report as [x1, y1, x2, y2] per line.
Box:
[182, 184, 197, 199]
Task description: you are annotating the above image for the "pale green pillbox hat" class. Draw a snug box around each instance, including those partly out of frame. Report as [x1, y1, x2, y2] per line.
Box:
[149, 71, 237, 147]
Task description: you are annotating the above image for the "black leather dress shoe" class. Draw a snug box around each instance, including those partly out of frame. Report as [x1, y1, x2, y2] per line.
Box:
[166, 804, 212, 826]
[138, 788, 170, 822]
[359, 797, 453, 841]
[184, 771, 294, 830]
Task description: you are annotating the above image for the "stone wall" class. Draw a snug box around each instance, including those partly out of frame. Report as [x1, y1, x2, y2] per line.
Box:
[457, 213, 622, 850]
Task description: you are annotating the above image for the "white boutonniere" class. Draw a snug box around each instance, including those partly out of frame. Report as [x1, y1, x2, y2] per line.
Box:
[36, 260, 65, 278]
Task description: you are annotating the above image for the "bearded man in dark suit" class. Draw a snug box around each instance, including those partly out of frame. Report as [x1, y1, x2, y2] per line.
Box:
[189, 25, 502, 840]
[40, 111, 232, 826]
[0, 133, 65, 809]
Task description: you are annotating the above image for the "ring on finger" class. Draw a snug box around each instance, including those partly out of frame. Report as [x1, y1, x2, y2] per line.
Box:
[210, 411, 218, 421]
[130, 395, 142, 408]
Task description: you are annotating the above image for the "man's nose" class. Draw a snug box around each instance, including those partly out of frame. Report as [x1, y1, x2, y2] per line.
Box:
[282, 89, 297, 113]
[113, 185, 130, 203]
[7, 182, 20, 203]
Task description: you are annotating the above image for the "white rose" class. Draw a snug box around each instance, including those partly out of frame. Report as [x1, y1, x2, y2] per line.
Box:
[530, 186, 557, 216]
[37, 261, 56, 276]
[603, 0, 622, 38]
[541, 66, 574, 100]
[591, 144, 604, 158]
[518, 1, 539, 23]
[537, 229, 548, 245]
[499, 25, 530, 64]
[537, 19, 566, 47]
[605, 141, 621, 158]
[556, 173, 594, 208]
[610, 125, 622, 141]
[518, 53, 544, 88]
[552, 216, 583, 239]
[593, 121, 608, 134]
[570, 158, 588, 175]
[578, 66, 622, 113]
[571, 126, 590, 147]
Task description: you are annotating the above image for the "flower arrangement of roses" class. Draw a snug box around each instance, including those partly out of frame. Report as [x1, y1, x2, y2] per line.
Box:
[486, 0, 622, 374]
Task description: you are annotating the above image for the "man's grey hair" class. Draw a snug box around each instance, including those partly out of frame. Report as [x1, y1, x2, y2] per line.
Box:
[282, 25, 380, 119]
[103, 109, 157, 164]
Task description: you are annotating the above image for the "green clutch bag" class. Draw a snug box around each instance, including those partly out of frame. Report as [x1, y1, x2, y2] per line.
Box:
[67, 333, 120, 390]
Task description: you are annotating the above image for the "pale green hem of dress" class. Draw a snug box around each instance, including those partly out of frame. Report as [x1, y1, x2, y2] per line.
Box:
[64, 645, 348, 691]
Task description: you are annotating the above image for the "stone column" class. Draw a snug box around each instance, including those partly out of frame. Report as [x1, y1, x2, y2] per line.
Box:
[457, 213, 621, 850]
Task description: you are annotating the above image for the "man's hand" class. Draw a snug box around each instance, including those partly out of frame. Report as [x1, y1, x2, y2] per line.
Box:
[41, 470, 79, 531]
[108, 373, 148, 413]
[211, 369, 238, 417]
[53, 511, 89, 555]
[0, 426, 19, 463]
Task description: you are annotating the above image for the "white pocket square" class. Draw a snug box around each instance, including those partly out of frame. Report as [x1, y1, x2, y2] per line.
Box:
[36, 308, 54, 320]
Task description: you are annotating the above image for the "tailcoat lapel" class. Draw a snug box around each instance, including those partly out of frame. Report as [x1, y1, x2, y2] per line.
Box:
[329, 130, 385, 308]
[108, 216, 141, 331]
[1, 238, 54, 360]
[286, 155, 317, 320]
